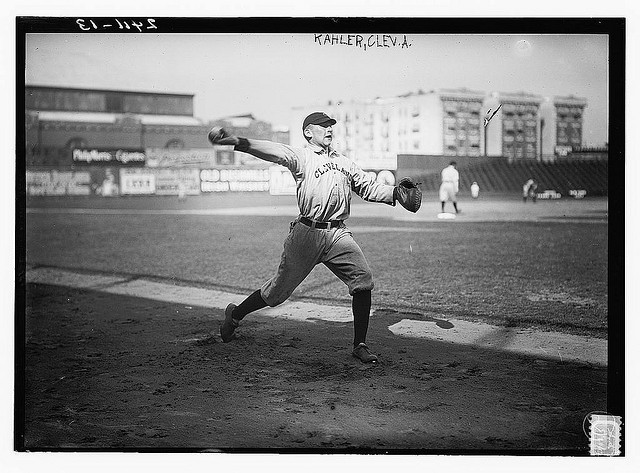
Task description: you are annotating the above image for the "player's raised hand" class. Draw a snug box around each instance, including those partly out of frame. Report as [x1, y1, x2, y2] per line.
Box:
[207, 127, 239, 146]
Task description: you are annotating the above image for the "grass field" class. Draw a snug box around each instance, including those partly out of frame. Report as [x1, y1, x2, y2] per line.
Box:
[25, 193, 608, 338]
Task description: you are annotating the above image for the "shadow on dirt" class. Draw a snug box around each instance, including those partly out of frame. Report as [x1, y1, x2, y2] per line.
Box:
[20, 283, 608, 454]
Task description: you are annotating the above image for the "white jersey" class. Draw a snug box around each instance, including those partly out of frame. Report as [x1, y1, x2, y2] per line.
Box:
[238, 139, 395, 221]
[441, 165, 459, 187]
[439, 165, 459, 201]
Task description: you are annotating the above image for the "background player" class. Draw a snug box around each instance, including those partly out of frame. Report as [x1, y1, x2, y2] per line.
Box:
[523, 178, 538, 203]
[439, 161, 460, 213]
[207, 112, 421, 363]
[470, 181, 480, 199]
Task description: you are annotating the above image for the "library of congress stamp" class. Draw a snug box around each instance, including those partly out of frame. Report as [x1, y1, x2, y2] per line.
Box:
[584, 413, 622, 456]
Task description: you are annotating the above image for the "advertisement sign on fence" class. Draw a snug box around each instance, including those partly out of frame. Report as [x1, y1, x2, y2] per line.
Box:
[119, 169, 156, 195]
[72, 148, 146, 166]
[145, 148, 220, 168]
[153, 168, 200, 196]
[200, 168, 270, 192]
[27, 170, 92, 196]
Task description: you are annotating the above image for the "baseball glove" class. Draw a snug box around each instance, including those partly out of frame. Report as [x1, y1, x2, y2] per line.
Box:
[394, 177, 422, 213]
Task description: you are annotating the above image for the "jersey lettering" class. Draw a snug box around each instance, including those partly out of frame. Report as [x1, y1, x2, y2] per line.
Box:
[314, 162, 352, 180]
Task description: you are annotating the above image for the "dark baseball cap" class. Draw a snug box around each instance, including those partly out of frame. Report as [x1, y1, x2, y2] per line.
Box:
[302, 112, 337, 131]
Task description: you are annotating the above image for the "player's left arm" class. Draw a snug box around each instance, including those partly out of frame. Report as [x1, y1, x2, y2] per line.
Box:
[350, 164, 395, 205]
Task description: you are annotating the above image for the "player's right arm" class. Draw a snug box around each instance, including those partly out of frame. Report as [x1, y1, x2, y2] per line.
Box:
[208, 126, 300, 172]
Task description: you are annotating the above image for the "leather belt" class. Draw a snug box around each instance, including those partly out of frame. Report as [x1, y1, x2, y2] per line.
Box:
[299, 216, 342, 229]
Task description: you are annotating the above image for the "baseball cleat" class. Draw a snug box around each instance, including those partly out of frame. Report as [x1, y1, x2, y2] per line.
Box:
[220, 303, 239, 343]
[352, 343, 378, 363]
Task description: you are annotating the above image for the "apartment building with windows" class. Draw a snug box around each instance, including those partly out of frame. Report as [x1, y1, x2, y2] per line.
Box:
[291, 88, 485, 170]
[292, 88, 586, 169]
[539, 95, 588, 160]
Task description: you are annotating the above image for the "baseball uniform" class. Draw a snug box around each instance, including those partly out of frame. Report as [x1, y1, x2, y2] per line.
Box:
[470, 182, 479, 199]
[212, 112, 417, 363]
[233, 139, 395, 306]
[439, 164, 459, 202]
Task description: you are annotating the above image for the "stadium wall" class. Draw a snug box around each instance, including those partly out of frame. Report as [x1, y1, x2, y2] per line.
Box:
[397, 154, 498, 177]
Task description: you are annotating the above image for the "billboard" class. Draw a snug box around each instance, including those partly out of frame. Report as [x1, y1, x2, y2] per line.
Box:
[145, 148, 220, 168]
[27, 170, 92, 196]
[200, 168, 270, 192]
[72, 148, 146, 166]
[153, 168, 200, 196]
[119, 169, 156, 195]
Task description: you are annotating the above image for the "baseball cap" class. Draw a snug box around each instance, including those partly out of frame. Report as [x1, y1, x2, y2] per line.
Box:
[302, 112, 337, 131]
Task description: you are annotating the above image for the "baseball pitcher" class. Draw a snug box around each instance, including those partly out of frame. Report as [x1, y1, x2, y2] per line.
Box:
[208, 112, 421, 363]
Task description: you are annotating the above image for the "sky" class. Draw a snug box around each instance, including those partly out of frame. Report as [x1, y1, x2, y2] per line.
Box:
[25, 32, 609, 146]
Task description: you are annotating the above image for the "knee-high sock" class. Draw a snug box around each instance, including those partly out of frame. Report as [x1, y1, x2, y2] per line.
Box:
[232, 289, 267, 320]
[352, 290, 372, 347]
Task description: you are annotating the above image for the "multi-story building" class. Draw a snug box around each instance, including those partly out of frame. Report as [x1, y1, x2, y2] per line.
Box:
[484, 91, 544, 161]
[24, 85, 294, 197]
[292, 88, 586, 169]
[439, 88, 485, 157]
[539, 95, 588, 161]
[291, 88, 485, 170]
[24, 85, 289, 168]
[25, 85, 205, 167]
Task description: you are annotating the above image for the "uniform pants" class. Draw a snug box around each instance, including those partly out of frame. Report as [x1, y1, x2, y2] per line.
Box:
[439, 182, 457, 202]
[260, 219, 374, 307]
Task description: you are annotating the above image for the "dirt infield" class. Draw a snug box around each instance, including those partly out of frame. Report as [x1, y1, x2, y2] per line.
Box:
[19, 194, 616, 453]
[23, 282, 606, 452]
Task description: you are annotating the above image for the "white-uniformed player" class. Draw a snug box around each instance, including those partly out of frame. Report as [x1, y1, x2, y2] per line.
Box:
[470, 181, 479, 199]
[439, 161, 460, 213]
[207, 112, 418, 363]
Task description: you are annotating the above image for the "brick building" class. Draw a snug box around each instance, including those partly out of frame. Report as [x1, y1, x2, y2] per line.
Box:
[24, 85, 289, 168]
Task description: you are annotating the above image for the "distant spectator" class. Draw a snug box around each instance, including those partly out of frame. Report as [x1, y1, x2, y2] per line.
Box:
[98, 170, 118, 197]
[470, 181, 480, 199]
[523, 179, 538, 203]
[440, 161, 460, 213]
